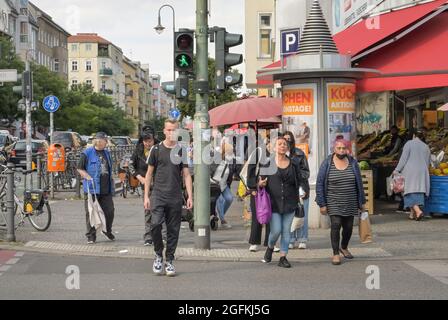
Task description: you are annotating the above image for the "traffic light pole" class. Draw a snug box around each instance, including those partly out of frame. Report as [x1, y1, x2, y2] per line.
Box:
[25, 61, 32, 187]
[193, 0, 210, 249]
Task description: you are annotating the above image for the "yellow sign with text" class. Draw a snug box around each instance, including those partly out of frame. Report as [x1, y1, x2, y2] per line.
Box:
[283, 89, 314, 116]
[328, 84, 356, 113]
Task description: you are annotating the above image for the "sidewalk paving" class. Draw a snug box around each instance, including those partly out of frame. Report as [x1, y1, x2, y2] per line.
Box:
[1, 186, 448, 262]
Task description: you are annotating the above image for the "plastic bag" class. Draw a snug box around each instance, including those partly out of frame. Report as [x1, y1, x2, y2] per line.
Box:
[386, 175, 393, 196]
[255, 188, 272, 224]
[392, 173, 405, 194]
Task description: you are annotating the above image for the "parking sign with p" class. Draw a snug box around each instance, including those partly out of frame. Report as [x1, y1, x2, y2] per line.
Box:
[281, 28, 301, 56]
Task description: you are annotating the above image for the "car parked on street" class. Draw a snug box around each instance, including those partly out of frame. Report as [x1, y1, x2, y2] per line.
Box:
[9, 140, 49, 168]
[52, 131, 85, 151]
[111, 136, 133, 147]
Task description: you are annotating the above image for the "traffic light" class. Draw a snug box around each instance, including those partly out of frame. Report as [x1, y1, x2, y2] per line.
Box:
[12, 70, 33, 100]
[174, 30, 194, 73]
[161, 75, 189, 100]
[214, 27, 243, 92]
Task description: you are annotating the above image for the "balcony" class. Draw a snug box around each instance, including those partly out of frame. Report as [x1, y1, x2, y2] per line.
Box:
[99, 68, 113, 76]
[100, 88, 113, 95]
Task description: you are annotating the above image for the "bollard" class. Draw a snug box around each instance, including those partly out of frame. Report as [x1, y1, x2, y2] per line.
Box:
[37, 154, 42, 189]
[6, 163, 16, 242]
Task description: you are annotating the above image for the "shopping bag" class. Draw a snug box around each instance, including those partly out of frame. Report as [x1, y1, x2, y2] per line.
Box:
[237, 180, 247, 199]
[386, 175, 393, 197]
[255, 187, 272, 224]
[359, 211, 373, 244]
[239, 147, 262, 188]
[87, 183, 107, 233]
[392, 173, 405, 194]
[291, 201, 305, 232]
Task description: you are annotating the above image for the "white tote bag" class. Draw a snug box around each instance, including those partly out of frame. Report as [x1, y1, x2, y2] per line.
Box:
[239, 147, 262, 188]
[87, 182, 107, 233]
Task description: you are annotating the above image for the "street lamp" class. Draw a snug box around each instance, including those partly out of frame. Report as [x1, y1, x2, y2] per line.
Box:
[24, 49, 36, 175]
[154, 4, 176, 83]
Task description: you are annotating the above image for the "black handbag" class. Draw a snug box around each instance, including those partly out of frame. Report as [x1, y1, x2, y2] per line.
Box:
[295, 201, 305, 218]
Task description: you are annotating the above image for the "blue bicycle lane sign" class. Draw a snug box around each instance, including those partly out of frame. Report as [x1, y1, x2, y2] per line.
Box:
[43, 95, 61, 113]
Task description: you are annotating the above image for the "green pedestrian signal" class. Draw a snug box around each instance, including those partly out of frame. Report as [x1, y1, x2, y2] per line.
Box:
[174, 30, 194, 73]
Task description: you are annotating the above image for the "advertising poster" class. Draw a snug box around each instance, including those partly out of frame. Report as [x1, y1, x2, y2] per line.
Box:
[327, 83, 357, 156]
[333, 0, 383, 34]
[282, 84, 318, 185]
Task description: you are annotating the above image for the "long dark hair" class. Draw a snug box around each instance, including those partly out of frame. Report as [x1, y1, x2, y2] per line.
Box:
[283, 131, 296, 149]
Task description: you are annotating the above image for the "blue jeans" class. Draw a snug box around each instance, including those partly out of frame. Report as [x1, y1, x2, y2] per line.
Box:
[268, 212, 295, 254]
[216, 186, 234, 221]
[290, 198, 309, 244]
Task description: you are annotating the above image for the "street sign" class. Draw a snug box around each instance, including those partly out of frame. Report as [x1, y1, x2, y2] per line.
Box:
[0, 69, 18, 82]
[281, 28, 301, 56]
[43, 95, 61, 113]
[169, 108, 181, 121]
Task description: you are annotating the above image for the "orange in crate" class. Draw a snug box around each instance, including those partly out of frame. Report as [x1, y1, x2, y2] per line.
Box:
[47, 144, 65, 172]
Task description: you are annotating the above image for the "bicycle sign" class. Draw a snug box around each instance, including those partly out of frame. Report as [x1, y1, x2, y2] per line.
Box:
[43, 95, 61, 113]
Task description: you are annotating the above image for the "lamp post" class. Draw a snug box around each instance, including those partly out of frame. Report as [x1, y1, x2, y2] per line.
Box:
[25, 49, 36, 184]
[154, 4, 176, 84]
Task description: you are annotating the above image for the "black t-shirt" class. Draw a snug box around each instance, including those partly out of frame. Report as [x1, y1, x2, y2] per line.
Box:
[78, 150, 111, 195]
[147, 142, 188, 199]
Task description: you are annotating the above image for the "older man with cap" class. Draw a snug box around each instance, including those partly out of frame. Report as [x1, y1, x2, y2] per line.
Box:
[77, 132, 116, 244]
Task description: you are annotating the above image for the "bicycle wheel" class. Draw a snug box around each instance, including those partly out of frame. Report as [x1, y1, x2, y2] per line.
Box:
[122, 181, 128, 198]
[28, 202, 51, 231]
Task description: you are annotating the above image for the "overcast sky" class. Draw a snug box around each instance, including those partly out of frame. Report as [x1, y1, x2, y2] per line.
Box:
[35, 0, 245, 82]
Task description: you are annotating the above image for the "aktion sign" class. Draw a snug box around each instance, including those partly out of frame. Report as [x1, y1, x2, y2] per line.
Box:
[327, 84, 356, 113]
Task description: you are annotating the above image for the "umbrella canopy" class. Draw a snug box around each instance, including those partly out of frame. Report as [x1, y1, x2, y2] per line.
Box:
[438, 103, 448, 111]
[209, 97, 282, 127]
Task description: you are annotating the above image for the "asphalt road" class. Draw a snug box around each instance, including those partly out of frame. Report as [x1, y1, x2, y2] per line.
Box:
[1, 250, 447, 300]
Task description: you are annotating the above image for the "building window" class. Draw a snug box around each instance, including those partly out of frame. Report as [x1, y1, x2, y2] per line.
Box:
[72, 61, 78, 71]
[86, 61, 92, 71]
[86, 79, 92, 86]
[86, 44, 92, 51]
[101, 61, 107, 69]
[54, 59, 60, 72]
[71, 44, 77, 52]
[72, 80, 78, 87]
[20, 22, 28, 43]
[101, 80, 106, 91]
[259, 13, 272, 58]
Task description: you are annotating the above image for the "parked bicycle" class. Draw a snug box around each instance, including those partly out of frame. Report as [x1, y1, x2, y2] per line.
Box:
[0, 164, 52, 231]
[118, 155, 141, 198]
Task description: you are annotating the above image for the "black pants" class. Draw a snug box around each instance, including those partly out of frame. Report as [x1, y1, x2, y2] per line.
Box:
[330, 215, 354, 255]
[150, 195, 182, 262]
[85, 193, 115, 239]
[144, 209, 167, 242]
[249, 195, 270, 246]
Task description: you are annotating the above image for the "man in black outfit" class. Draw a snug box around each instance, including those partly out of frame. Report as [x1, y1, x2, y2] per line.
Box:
[144, 119, 193, 277]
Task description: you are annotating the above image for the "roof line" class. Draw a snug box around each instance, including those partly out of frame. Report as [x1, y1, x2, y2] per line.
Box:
[352, 3, 448, 62]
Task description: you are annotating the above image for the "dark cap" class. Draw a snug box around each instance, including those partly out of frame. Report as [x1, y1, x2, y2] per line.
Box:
[95, 132, 107, 140]
[142, 130, 154, 140]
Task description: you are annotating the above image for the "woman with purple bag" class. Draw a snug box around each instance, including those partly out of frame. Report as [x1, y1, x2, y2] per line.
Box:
[258, 137, 304, 268]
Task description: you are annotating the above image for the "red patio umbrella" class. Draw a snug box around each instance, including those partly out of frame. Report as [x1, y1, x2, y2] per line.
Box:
[438, 103, 448, 111]
[209, 97, 282, 127]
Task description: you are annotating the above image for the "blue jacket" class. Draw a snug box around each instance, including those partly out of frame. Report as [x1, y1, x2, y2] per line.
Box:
[315, 155, 366, 209]
[82, 147, 114, 195]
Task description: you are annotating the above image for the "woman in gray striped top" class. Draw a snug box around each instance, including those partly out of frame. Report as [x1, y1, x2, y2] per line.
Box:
[316, 140, 366, 265]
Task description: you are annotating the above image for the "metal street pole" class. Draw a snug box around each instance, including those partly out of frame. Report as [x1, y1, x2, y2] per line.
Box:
[194, 0, 210, 249]
[25, 60, 32, 187]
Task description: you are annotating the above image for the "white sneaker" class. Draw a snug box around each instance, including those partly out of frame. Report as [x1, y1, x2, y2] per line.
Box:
[165, 261, 176, 277]
[273, 246, 280, 253]
[298, 242, 307, 249]
[152, 255, 164, 275]
[288, 243, 294, 250]
[249, 245, 258, 252]
[221, 222, 232, 229]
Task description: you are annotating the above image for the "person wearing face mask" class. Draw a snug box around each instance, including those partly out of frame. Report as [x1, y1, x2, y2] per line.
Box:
[316, 140, 366, 265]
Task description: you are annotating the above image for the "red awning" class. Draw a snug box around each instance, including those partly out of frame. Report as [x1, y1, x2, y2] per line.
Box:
[334, 0, 448, 57]
[357, 11, 448, 92]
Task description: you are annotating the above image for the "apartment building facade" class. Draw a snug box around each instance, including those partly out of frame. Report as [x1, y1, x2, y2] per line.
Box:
[68, 33, 126, 110]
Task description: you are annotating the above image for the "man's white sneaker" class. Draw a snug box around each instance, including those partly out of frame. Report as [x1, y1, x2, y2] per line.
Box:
[165, 261, 176, 277]
[249, 245, 258, 252]
[152, 255, 164, 275]
[273, 246, 280, 253]
[298, 242, 307, 249]
[288, 243, 294, 250]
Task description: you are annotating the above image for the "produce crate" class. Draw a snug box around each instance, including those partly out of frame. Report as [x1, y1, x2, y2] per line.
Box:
[425, 176, 448, 215]
[361, 170, 374, 215]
